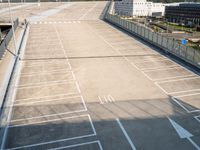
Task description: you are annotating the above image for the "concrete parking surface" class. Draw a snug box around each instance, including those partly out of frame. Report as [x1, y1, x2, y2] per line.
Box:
[1, 2, 200, 150]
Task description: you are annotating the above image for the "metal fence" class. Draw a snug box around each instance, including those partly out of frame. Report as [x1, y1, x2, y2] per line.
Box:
[104, 13, 200, 69]
[0, 18, 19, 59]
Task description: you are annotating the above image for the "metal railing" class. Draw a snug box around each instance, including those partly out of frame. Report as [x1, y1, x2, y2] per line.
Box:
[0, 18, 19, 59]
[104, 13, 200, 69]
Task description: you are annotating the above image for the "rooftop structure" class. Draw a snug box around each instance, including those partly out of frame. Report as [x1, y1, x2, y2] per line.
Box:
[114, 0, 165, 17]
[165, 2, 200, 26]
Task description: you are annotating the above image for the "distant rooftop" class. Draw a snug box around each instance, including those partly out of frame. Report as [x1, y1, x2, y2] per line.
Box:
[166, 2, 200, 7]
[179, 2, 200, 7]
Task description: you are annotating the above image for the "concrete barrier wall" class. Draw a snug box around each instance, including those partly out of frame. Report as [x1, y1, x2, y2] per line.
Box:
[104, 12, 200, 70]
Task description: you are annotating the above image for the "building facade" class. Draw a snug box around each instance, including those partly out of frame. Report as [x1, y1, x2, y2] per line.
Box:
[114, 0, 165, 17]
[165, 3, 200, 26]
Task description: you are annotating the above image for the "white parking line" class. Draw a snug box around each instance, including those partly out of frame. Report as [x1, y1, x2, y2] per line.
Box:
[13, 95, 83, 106]
[48, 140, 103, 150]
[174, 92, 200, 98]
[22, 61, 69, 67]
[15, 92, 80, 102]
[172, 97, 200, 113]
[128, 58, 169, 64]
[16, 80, 76, 89]
[143, 66, 182, 72]
[116, 118, 137, 150]
[139, 65, 178, 71]
[18, 79, 75, 87]
[20, 70, 73, 77]
[144, 74, 195, 81]
[194, 116, 200, 123]
[155, 77, 200, 94]
[20, 69, 71, 76]
[32, 21, 82, 24]
[10, 109, 88, 127]
[156, 76, 200, 84]
[8, 126, 96, 150]
[10, 114, 92, 128]
[134, 59, 173, 64]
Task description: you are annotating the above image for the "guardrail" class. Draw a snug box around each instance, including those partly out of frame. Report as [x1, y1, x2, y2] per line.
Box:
[0, 18, 19, 59]
[104, 13, 200, 70]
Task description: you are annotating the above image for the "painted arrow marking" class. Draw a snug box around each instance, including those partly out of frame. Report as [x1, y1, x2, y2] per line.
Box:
[168, 118, 200, 150]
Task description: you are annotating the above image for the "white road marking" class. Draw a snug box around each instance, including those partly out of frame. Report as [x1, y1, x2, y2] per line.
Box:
[168, 118, 200, 150]
[144, 74, 195, 81]
[12, 95, 83, 106]
[108, 95, 115, 102]
[98, 96, 104, 104]
[11, 109, 87, 126]
[17, 80, 77, 89]
[116, 118, 137, 150]
[155, 77, 200, 94]
[172, 96, 200, 113]
[194, 116, 200, 123]
[20, 70, 72, 77]
[98, 95, 115, 104]
[7, 134, 96, 150]
[143, 66, 181, 72]
[156, 76, 200, 84]
[20, 69, 71, 76]
[18, 79, 75, 87]
[176, 92, 200, 98]
[134, 59, 175, 64]
[15, 92, 80, 102]
[71, 70, 76, 80]
[48, 140, 103, 150]
[75, 81, 81, 93]
[103, 95, 108, 103]
[10, 114, 91, 127]
[139, 65, 178, 71]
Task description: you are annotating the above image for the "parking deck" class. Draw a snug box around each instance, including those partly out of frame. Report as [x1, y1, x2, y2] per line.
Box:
[1, 2, 200, 150]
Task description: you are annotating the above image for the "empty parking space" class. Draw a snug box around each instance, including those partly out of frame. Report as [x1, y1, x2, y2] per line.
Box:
[16, 81, 79, 100]
[126, 55, 167, 63]
[133, 59, 178, 70]
[18, 71, 74, 86]
[11, 95, 87, 124]
[156, 77, 200, 94]
[20, 61, 70, 75]
[143, 67, 195, 81]
[6, 115, 96, 149]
